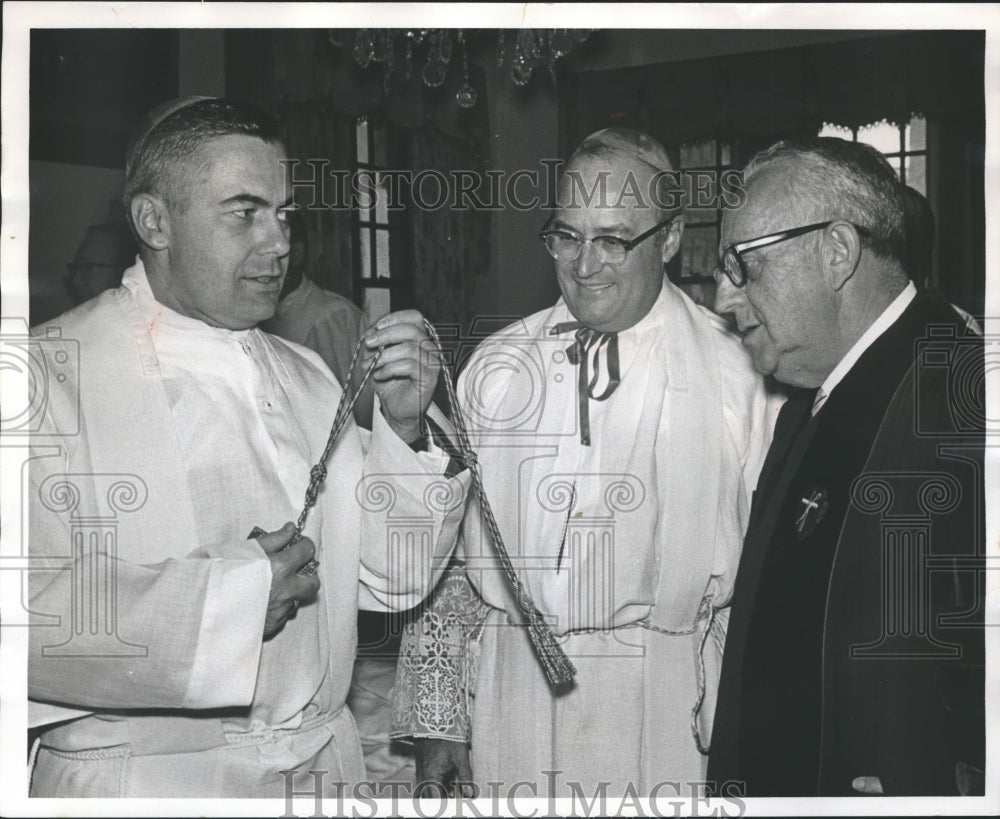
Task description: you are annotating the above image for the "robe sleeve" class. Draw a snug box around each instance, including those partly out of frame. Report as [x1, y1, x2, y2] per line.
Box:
[356, 405, 470, 612]
[390, 560, 489, 742]
[27, 429, 272, 715]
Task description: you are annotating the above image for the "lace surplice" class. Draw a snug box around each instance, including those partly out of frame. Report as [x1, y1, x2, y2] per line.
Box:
[391, 562, 489, 742]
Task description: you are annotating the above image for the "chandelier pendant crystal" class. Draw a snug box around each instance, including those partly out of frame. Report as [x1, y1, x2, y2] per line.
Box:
[342, 29, 594, 108]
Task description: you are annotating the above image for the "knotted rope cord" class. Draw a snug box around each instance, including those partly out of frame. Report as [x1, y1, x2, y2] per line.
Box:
[269, 335, 384, 574]
[421, 319, 576, 687]
[277, 319, 575, 687]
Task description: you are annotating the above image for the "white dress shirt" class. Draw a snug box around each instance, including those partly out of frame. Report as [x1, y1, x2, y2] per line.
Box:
[813, 281, 917, 415]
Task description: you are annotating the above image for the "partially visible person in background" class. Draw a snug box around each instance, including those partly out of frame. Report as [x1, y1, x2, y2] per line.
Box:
[261, 205, 410, 788]
[65, 222, 137, 305]
[262, 206, 374, 428]
[901, 184, 981, 333]
[901, 184, 935, 287]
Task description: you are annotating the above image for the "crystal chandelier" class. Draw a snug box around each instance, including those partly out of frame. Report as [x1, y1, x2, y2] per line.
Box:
[340, 29, 594, 108]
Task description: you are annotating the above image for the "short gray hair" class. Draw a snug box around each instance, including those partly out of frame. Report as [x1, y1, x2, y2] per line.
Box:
[743, 136, 906, 262]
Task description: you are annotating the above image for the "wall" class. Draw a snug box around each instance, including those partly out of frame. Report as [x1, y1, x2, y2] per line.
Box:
[28, 163, 128, 323]
[473, 59, 562, 327]
[561, 28, 894, 73]
[28, 30, 225, 325]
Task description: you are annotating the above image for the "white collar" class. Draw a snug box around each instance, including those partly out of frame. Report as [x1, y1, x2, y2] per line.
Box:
[548, 280, 671, 380]
[813, 281, 916, 415]
[122, 259, 255, 342]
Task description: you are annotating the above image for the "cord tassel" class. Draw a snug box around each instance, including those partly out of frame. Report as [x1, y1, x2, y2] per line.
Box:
[423, 319, 576, 687]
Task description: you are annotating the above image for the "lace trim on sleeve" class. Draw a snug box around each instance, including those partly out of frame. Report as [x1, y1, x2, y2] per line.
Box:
[390, 562, 488, 743]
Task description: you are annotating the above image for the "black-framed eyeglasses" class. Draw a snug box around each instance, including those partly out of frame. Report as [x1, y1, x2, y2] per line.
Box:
[539, 216, 676, 265]
[714, 220, 871, 288]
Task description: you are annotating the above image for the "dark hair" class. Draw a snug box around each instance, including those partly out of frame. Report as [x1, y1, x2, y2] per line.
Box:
[901, 184, 935, 284]
[743, 136, 906, 262]
[123, 98, 283, 224]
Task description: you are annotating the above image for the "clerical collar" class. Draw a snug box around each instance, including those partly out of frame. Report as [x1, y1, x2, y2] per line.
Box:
[548, 280, 670, 349]
[813, 281, 916, 415]
[547, 281, 669, 445]
[122, 260, 255, 342]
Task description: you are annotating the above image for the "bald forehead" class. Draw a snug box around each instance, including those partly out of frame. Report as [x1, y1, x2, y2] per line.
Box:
[162, 134, 287, 206]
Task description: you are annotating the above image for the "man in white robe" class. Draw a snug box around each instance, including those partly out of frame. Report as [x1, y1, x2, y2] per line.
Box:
[27, 98, 467, 798]
[391, 129, 776, 797]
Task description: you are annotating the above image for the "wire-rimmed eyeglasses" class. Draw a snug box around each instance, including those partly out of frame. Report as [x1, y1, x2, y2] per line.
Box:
[714, 220, 871, 288]
[539, 216, 676, 265]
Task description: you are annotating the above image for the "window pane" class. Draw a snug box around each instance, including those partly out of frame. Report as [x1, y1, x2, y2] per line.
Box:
[720, 143, 731, 165]
[886, 155, 902, 180]
[680, 139, 715, 168]
[357, 169, 374, 224]
[681, 227, 718, 278]
[819, 122, 852, 138]
[906, 155, 927, 196]
[373, 122, 388, 166]
[376, 230, 390, 279]
[685, 169, 718, 223]
[363, 288, 391, 325]
[375, 177, 389, 224]
[857, 121, 902, 155]
[356, 119, 369, 164]
[359, 227, 372, 278]
[906, 115, 926, 151]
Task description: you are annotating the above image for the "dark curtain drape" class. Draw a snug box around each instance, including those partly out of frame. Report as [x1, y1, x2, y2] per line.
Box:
[407, 126, 491, 330]
[562, 31, 984, 153]
[928, 117, 985, 317]
[275, 101, 355, 298]
[226, 29, 491, 326]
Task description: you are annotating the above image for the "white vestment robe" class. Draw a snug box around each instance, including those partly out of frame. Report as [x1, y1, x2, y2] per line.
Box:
[393, 281, 777, 796]
[27, 263, 467, 797]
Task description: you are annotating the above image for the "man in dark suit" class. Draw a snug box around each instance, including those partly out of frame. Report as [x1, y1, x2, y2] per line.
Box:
[708, 137, 985, 796]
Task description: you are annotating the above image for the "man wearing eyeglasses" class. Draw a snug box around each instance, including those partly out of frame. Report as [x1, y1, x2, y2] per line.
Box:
[65, 223, 137, 306]
[392, 128, 774, 797]
[707, 137, 984, 796]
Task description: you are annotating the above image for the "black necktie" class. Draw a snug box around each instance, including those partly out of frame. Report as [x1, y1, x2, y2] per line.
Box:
[550, 322, 621, 446]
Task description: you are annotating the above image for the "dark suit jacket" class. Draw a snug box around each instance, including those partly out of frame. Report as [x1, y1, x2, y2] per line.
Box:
[708, 290, 985, 796]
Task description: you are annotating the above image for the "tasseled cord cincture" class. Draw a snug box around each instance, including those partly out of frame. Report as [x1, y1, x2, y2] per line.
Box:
[691, 598, 717, 755]
[264, 319, 577, 688]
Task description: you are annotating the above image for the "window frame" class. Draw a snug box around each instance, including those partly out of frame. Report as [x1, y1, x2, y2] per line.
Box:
[351, 114, 411, 323]
[670, 136, 732, 285]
